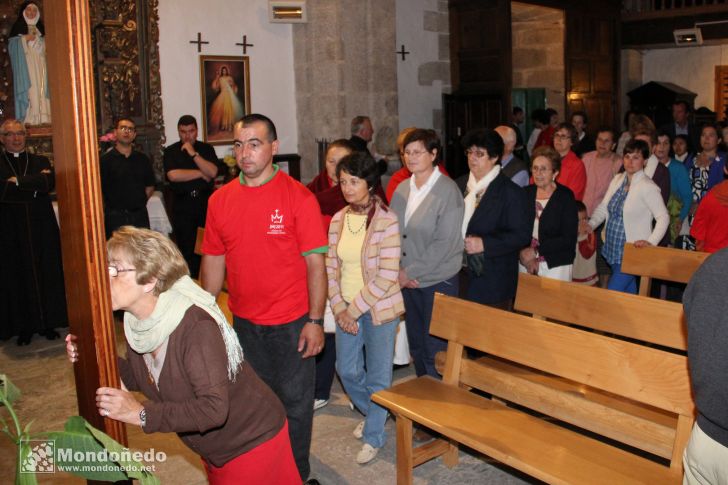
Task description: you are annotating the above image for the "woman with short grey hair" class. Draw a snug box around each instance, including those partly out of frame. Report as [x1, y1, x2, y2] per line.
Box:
[390, 129, 464, 380]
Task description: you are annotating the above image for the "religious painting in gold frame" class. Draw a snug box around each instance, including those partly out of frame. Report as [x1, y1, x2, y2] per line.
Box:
[199, 55, 251, 145]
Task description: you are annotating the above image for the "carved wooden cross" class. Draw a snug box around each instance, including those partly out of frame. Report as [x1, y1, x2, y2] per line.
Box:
[396, 44, 410, 61]
[189, 32, 209, 52]
[236, 35, 254, 55]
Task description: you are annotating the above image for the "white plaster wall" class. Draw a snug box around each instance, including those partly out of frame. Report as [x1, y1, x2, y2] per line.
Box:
[396, 0, 446, 131]
[642, 44, 728, 111]
[158, 0, 297, 156]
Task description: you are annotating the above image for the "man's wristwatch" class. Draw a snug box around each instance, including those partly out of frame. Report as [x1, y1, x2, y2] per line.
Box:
[191, 152, 199, 158]
[307, 318, 324, 326]
[139, 408, 147, 428]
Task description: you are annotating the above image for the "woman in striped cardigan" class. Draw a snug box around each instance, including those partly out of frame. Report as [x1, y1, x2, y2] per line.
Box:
[326, 151, 404, 465]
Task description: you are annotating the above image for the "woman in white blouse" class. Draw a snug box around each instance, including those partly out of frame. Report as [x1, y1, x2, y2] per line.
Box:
[588, 139, 669, 293]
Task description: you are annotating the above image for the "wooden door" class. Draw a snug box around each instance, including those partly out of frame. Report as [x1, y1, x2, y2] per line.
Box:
[564, 10, 620, 134]
[444, 93, 506, 177]
[447, 0, 512, 178]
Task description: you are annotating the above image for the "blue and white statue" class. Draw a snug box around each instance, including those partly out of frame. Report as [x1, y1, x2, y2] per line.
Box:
[8, 2, 51, 125]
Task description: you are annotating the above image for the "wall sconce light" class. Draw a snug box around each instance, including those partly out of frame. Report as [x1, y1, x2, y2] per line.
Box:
[673, 28, 703, 46]
[269, 1, 307, 23]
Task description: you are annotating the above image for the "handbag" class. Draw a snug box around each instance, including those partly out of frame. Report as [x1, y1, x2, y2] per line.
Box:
[465, 251, 486, 277]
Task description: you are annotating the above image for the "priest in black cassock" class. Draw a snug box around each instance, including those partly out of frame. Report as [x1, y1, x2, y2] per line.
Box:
[0, 119, 67, 345]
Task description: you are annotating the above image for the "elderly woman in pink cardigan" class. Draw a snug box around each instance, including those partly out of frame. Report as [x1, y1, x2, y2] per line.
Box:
[325, 151, 404, 466]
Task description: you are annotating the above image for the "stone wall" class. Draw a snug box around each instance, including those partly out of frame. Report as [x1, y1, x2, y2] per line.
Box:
[293, 0, 398, 181]
[511, 2, 565, 115]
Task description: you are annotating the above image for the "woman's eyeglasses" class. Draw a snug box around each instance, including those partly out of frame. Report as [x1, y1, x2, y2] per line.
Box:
[108, 265, 136, 277]
[464, 149, 488, 159]
[532, 166, 552, 173]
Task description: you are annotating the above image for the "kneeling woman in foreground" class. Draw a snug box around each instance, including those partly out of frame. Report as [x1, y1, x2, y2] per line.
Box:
[66, 226, 300, 484]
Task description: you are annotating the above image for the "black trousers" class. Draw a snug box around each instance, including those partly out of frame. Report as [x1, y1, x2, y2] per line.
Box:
[314, 332, 337, 400]
[171, 196, 208, 278]
[402, 275, 459, 378]
[233, 314, 314, 481]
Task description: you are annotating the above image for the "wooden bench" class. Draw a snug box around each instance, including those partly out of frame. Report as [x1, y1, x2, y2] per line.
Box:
[194, 227, 232, 323]
[433, 273, 688, 460]
[621, 243, 708, 296]
[373, 291, 693, 484]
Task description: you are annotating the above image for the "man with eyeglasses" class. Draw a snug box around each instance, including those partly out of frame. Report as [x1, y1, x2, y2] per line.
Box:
[99, 118, 156, 238]
[0, 118, 67, 345]
[200, 113, 327, 484]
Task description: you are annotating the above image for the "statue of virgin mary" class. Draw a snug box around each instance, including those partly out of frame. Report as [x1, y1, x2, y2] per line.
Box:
[8, 1, 52, 125]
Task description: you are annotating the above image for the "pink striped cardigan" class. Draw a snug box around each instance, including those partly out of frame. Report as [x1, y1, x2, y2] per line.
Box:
[326, 203, 405, 325]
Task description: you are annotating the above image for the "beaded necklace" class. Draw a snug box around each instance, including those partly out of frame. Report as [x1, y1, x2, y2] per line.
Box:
[345, 210, 367, 235]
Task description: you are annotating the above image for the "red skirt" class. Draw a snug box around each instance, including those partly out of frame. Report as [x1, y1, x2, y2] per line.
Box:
[203, 421, 301, 485]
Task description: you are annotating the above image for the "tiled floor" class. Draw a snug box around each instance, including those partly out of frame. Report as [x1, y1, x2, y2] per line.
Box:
[0, 328, 531, 484]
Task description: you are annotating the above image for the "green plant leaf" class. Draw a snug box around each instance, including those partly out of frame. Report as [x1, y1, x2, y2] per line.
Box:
[0, 374, 21, 405]
[47, 417, 128, 482]
[16, 440, 39, 485]
[84, 420, 160, 485]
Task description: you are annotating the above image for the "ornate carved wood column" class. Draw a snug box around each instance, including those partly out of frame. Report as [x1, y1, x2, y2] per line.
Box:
[44, 0, 127, 445]
[90, 0, 165, 176]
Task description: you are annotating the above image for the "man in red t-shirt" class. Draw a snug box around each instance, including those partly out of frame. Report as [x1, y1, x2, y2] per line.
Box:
[201, 114, 327, 482]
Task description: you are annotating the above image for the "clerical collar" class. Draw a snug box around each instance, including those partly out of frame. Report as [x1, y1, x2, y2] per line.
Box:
[9, 151, 23, 158]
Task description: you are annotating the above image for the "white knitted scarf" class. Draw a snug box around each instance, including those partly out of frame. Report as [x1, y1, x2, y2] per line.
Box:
[124, 275, 244, 381]
[462, 165, 500, 238]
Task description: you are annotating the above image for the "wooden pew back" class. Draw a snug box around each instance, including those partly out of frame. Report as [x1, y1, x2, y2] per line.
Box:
[514, 273, 687, 350]
[373, 293, 694, 482]
[431, 294, 692, 416]
[621, 243, 708, 296]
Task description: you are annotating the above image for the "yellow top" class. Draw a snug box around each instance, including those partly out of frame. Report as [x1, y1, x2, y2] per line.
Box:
[338, 213, 367, 302]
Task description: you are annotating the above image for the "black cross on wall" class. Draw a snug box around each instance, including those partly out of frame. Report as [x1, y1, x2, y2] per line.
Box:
[189, 32, 209, 53]
[236, 35, 254, 55]
[396, 45, 410, 61]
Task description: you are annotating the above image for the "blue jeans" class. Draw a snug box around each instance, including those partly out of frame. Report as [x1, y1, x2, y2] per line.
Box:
[607, 262, 637, 294]
[402, 275, 459, 378]
[335, 313, 399, 449]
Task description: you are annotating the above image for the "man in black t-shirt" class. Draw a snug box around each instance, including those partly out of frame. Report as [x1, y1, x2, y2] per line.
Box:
[100, 118, 156, 239]
[163, 115, 219, 277]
